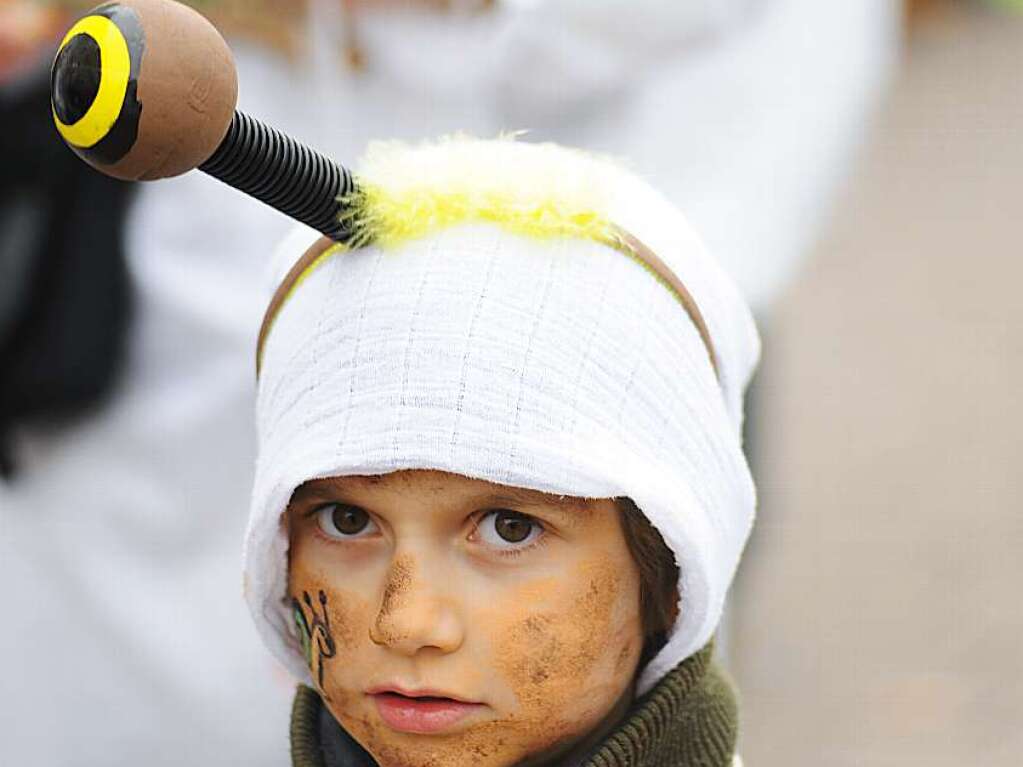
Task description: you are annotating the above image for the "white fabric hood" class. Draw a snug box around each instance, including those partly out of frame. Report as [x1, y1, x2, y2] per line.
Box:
[244, 138, 759, 695]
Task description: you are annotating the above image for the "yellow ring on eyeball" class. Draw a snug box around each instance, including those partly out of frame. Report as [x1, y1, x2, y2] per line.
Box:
[53, 15, 131, 149]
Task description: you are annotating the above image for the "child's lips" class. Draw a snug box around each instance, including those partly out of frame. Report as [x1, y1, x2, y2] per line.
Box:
[367, 687, 486, 734]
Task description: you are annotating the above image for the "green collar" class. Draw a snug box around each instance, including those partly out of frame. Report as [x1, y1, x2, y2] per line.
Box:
[290, 642, 738, 767]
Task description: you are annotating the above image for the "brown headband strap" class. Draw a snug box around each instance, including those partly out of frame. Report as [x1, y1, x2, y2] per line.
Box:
[605, 225, 720, 380]
[256, 234, 337, 374]
[256, 227, 720, 379]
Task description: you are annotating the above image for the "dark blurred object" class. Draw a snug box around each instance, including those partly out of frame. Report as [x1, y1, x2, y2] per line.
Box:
[0, 3, 69, 80]
[0, 51, 135, 478]
[905, 0, 945, 25]
[904, 0, 1023, 28]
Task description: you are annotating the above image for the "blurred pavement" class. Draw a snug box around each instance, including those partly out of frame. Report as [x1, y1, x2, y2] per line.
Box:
[733, 3, 1023, 765]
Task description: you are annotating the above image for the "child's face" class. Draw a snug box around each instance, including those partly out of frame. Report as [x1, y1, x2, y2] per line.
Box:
[287, 470, 643, 767]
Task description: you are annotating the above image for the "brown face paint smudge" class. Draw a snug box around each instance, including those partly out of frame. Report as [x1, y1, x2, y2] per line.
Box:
[345, 718, 512, 767]
[338, 558, 628, 766]
[481, 558, 637, 760]
[380, 554, 414, 617]
[615, 638, 638, 674]
[286, 472, 647, 767]
[372, 554, 415, 644]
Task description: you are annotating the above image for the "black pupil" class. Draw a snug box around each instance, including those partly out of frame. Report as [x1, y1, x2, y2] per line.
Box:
[331, 505, 369, 535]
[52, 34, 102, 125]
[495, 512, 532, 543]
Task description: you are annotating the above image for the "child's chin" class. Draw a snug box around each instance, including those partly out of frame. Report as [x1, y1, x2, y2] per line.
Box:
[347, 712, 530, 767]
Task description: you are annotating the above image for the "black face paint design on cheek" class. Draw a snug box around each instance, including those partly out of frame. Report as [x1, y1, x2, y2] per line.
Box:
[293, 589, 337, 692]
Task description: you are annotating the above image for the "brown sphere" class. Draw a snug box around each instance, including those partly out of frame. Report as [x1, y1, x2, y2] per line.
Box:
[51, 0, 238, 181]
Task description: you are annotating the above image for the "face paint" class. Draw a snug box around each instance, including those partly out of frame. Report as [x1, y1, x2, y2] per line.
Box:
[374, 554, 415, 642]
[292, 590, 338, 692]
[287, 470, 644, 767]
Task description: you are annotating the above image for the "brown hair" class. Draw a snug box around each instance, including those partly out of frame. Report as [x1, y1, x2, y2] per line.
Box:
[616, 498, 680, 668]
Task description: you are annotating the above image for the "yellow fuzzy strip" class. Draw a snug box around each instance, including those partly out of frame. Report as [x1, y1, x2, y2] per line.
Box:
[341, 135, 622, 250]
[257, 137, 691, 374]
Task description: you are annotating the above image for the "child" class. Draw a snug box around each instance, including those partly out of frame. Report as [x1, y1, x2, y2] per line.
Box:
[243, 137, 758, 767]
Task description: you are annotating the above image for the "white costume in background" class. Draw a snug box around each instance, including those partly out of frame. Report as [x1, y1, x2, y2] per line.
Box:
[0, 2, 895, 764]
[308, 0, 898, 311]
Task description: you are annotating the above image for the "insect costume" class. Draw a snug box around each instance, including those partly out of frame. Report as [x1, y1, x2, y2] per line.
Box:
[250, 134, 756, 767]
[50, 4, 758, 766]
[245, 135, 759, 699]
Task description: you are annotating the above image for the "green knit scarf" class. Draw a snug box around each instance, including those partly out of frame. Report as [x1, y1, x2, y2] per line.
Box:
[289, 641, 739, 767]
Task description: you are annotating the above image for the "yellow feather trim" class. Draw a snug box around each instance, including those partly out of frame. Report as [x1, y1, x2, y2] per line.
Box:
[343, 135, 624, 249]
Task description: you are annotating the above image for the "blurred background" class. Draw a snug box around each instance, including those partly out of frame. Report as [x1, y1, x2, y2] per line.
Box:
[732, 1, 1023, 765]
[1, 0, 1020, 765]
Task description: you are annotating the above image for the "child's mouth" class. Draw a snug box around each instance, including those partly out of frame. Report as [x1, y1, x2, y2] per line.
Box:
[368, 689, 485, 734]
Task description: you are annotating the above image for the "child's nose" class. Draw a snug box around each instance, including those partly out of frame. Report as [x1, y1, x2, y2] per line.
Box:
[369, 553, 464, 656]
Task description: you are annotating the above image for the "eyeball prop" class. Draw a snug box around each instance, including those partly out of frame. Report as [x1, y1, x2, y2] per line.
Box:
[51, 0, 356, 242]
[51, 0, 237, 181]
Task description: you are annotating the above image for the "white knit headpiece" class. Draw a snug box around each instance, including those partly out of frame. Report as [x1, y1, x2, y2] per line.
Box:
[244, 137, 759, 696]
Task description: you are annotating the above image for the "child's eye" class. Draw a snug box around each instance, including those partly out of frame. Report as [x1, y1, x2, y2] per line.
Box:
[315, 503, 378, 540]
[474, 509, 544, 550]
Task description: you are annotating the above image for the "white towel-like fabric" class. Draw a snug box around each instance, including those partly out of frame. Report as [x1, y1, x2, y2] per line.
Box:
[244, 140, 759, 696]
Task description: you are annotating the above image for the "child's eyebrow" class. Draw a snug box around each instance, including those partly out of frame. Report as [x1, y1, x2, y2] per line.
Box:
[286, 478, 600, 518]
[481, 489, 595, 515]
[288, 478, 349, 506]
